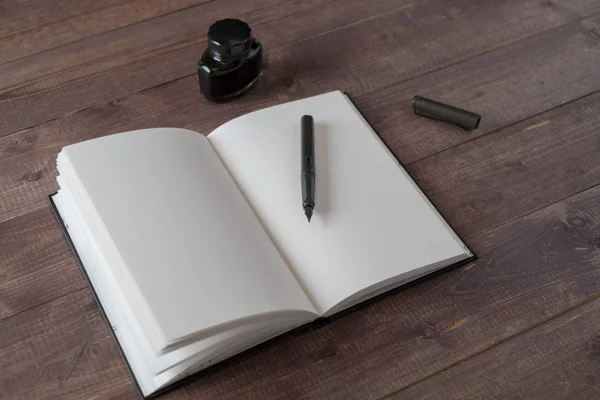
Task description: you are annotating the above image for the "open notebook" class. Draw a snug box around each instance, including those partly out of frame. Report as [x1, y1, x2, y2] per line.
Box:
[50, 91, 474, 398]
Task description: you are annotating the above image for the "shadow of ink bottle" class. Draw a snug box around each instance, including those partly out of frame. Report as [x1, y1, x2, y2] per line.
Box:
[198, 19, 263, 102]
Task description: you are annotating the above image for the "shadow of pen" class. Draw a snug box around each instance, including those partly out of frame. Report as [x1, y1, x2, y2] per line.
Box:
[314, 122, 331, 224]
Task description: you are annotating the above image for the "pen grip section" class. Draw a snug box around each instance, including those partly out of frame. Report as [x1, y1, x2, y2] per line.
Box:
[301, 173, 315, 207]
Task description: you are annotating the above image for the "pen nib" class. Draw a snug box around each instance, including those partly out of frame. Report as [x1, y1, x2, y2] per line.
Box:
[304, 206, 313, 223]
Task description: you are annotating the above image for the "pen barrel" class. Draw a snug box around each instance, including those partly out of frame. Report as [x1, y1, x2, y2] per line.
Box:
[301, 115, 315, 174]
[301, 173, 315, 207]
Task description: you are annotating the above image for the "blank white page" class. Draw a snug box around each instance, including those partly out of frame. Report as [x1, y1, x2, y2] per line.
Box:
[62, 128, 316, 350]
[209, 91, 470, 315]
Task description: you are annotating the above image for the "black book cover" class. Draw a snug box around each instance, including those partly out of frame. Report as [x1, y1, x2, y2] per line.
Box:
[48, 93, 477, 399]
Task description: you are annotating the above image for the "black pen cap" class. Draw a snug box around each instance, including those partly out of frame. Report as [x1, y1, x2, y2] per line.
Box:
[412, 96, 481, 130]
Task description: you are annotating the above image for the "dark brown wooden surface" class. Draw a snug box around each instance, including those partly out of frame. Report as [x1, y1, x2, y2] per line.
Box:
[1, 0, 600, 399]
[394, 292, 600, 400]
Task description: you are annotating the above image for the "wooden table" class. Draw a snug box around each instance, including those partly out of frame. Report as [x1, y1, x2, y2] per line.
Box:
[2, 0, 600, 399]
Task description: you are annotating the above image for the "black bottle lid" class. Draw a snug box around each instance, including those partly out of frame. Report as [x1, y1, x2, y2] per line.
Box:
[208, 19, 252, 62]
[412, 96, 481, 130]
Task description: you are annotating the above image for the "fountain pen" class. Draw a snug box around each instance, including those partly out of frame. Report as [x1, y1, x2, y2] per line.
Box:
[301, 115, 315, 222]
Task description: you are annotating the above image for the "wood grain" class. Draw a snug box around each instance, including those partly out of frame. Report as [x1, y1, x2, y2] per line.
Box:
[0, 0, 212, 64]
[2, 0, 599, 139]
[0, 289, 136, 400]
[0, 206, 86, 320]
[355, 13, 600, 164]
[393, 296, 600, 400]
[0, 0, 388, 91]
[3, 86, 600, 400]
[0, 0, 414, 137]
[406, 89, 600, 240]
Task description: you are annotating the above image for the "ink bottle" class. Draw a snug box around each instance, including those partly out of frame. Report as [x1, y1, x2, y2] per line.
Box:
[197, 19, 263, 102]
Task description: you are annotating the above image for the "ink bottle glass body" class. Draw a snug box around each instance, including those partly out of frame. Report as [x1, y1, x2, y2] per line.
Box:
[198, 19, 263, 102]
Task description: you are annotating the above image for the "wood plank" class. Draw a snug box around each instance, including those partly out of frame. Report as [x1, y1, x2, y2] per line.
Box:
[0, 0, 414, 137]
[393, 296, 600, 400]
[405, 87, 600, 240]
[2, 11, 600, 225]
[0, 289, 136, 400]
[0, 0, 211, 64]
[354, 12, 600, 163]
[0, 0, 343, 90]
[0, 0, 362, 89]
[3, 81, 600, 399]
[0, 206, 86, 319]
[2, 0, 599, 140]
